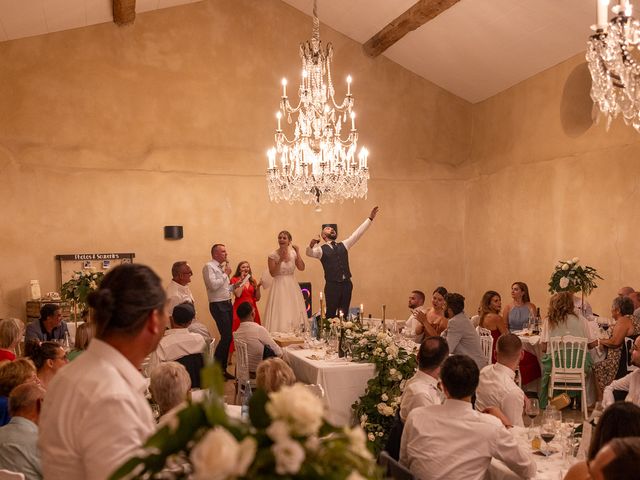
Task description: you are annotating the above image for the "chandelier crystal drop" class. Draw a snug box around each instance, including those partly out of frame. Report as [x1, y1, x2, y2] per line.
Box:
[587, 0, 640, 132]
[266, 0, 369, 207]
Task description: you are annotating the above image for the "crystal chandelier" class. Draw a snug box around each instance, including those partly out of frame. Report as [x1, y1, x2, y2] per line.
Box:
[587, 0, 640, 132]
[266, 0, 369, 207]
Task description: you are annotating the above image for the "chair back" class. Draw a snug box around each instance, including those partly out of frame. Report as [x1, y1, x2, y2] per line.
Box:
[625, 337, 638, 372]
[378, 450, 415, 480]
[175, 353, 205, 389]
[0, 470, 25, 480]
[549, 336, 588, 373]
[477, 327, 493, 365]
[233, 337, 251, 382]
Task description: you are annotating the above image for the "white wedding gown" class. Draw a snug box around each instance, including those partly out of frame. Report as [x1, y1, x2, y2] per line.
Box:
[263, 248, 308, 333]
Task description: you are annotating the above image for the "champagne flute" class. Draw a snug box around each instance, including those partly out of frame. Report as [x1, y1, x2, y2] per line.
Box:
[525, 398, 540, 430]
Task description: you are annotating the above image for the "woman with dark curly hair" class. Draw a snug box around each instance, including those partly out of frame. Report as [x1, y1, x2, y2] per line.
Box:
[25, 340, 67, 389]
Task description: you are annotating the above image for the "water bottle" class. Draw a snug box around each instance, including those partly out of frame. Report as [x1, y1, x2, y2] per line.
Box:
[240, 380, 252, 420]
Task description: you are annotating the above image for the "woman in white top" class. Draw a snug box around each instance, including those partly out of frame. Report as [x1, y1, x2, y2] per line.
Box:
[263, 231, 308, 333]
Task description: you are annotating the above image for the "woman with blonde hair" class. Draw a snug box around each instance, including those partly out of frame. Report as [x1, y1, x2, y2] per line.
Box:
[68, 322, 95, 361]
[256, 357, 296, 393]
[538, 292, 597, 408]
[149, 361, 191, 419]
[0, 318, 22, 361]
[0, 357, 37, 425]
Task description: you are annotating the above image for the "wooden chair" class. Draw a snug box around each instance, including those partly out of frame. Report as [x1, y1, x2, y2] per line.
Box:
[378, 450, 415, 480]
[548, 335, 588, 419]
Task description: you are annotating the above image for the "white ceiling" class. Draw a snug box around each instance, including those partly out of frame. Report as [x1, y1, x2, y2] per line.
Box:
[281, 0, 596, 103]
[0, 0, 200, 43]
[0, 0, 597, 103]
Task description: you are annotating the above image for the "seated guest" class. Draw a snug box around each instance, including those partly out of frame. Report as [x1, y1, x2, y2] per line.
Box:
[39, 263, 169, 480]
[148, 302, 206, 370]
[166, 261, 213, 345]
[255, 358, 295, 393]
[149, 361, 191, 419]
[403, 290, 428, 342]
[618, 286, 635, 297]
[629, 291, 640, 319]
[0, 382, 46, 480]
[477, 291, 508, 363]
[68, 322, 95, 361]
[539, 292, 597, 408]
[400, 336, 448, 422]
[440, 293, 487, 369]
[0, 318, 22, 361]
[0, 358, 37, 426]
[233, 302, 282, 374]
[400, 355, 535, 480]
[25, 304, 68, 343]
[587, 437, 640, 480]
[563, 402, 640, 480]
[603, 336, 640, 408]
[475, 334, 526, 427]
[25, 341, 68, 389]
[594, 296, 640, 398]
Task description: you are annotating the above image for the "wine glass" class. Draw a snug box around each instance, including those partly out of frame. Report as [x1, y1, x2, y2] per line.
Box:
[541, 416, 556, 456]
[341, 338, 351, 361]
[525, 398, 540, 430]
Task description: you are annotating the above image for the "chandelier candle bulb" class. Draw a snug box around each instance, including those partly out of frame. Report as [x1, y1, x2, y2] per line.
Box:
[347, 75, 352, 95]
[276, 111, 282, 131]
[597, 0, 610, 28]
[281, 78, 287, 97]
[351, 112, 356, 130]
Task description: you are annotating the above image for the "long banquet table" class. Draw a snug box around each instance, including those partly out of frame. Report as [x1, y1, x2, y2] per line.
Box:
[284, 347, 376, 426]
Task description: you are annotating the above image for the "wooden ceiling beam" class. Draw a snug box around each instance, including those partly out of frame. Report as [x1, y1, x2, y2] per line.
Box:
[113, 0, 136, 26]
[363, 0, 461, 58]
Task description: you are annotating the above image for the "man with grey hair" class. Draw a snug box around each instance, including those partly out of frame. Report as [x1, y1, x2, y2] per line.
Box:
[0, 382, 46, 480]
[149, 361, 191, 418]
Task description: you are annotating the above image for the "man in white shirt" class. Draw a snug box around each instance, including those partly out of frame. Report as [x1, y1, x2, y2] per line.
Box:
[401, 355, 536, 480]
[233, 301, 282, 374]
[603, 335, 640, 408]
[306, 206, 378, 318]
[39, 263, 168, 480]
[400, 336, 448, 422]
[167, 261, 213, 345]
[442, 293, 488, 369]
[0, 382, 46, 480]
[149, 303, 206, 370]
[475, 333, 526, 427]
[202, 243, 234, 379]
[403, 290, 427, 342]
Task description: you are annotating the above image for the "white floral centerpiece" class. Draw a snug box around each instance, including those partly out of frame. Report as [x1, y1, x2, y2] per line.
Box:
[350, 329, 417, 454]
[60, 269, 105, 317]
[548, 257, 602, 296]
[111, 366, 380, 480]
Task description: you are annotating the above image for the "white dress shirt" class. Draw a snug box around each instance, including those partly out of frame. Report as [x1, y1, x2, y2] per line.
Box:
[475, 363, 525, 427]
[400, 399, 535, 480]
[202, 260, 231, 302]
[399, 370, 444, 422]
[305, 218, 372, 259]
[166, 280, 195, 314]
[148, 328, 206, 371]
[233, 321, 283, 373]
[39, 339, 155, 480]
[603, 369, 640, 408]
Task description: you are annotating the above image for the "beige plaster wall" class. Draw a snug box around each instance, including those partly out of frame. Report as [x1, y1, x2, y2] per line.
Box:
[465, 53, 640, 317]
[0, 0, 472, 330]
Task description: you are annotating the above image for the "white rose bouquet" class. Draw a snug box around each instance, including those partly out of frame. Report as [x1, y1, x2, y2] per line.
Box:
[60, 269, 105, 316]
[111, 366, 380, 480]
[548, 258, 602, 296]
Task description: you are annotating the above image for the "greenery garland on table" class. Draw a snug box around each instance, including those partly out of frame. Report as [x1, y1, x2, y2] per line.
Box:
[111, 364, 380, 480]
[548, 257, 602, 296]
[350, 329, 418, 454]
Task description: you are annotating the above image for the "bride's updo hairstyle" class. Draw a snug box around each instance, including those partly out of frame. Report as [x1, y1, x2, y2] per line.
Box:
[88, 264, 166, 339]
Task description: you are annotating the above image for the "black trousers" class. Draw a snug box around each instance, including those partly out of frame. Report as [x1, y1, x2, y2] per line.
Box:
[325, 280, 353, 318]
[209, 300, 233, 371]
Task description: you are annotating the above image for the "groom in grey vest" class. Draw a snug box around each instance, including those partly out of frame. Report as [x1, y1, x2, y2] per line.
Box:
[306, 206, 379, 318]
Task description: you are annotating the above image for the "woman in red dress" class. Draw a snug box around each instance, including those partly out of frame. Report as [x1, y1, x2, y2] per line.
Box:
[478, 291, 508, 363]
[229, 261, 261, 355]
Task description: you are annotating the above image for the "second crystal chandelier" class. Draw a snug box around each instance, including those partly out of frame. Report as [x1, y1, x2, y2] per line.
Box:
[266, 0, 369, 206]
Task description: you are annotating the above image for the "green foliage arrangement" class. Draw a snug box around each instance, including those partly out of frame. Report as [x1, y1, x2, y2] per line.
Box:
[548, 257, 602, 296]
[60, 269, 105, 315]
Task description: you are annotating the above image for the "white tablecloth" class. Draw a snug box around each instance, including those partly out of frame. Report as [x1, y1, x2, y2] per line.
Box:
[284, 347, 376, 426]
[488, 426, 578, 480]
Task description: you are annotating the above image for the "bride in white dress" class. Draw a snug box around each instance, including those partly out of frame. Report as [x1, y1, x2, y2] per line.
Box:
[263, 230, 308, 333]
